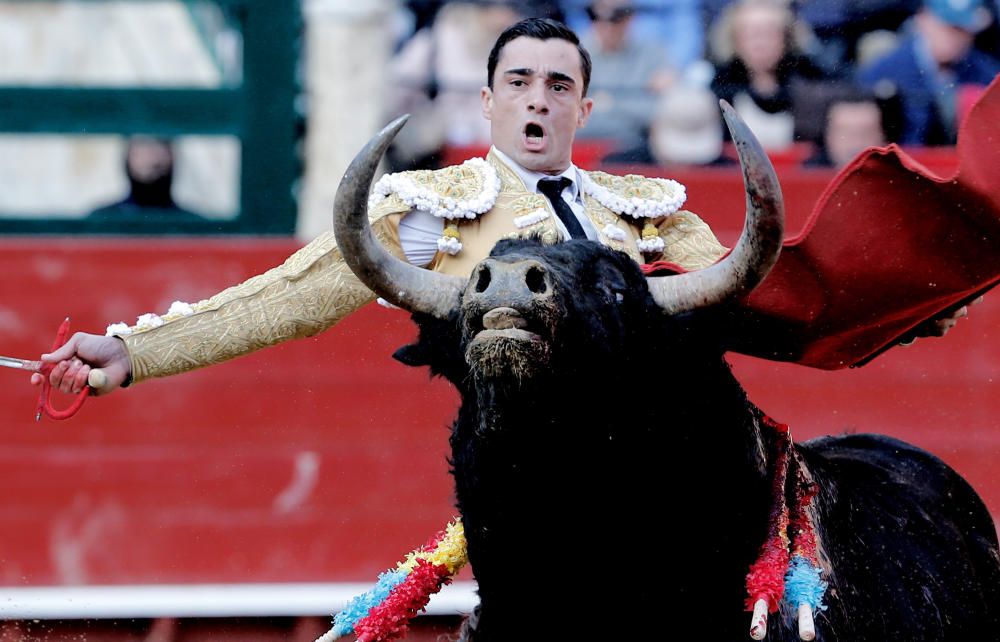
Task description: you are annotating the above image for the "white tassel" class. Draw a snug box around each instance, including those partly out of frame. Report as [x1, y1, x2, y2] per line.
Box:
[313, 628, 342, 642]
[798, 603, 816, 641]
[749, 598, 768, 640]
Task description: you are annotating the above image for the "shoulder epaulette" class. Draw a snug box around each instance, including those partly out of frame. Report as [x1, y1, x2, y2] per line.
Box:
[581, 170, 686, 219]
[368, 157, 501, 220]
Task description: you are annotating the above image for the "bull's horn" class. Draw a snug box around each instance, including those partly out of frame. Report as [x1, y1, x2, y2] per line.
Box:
[646, 100, 784, 315]
[333, 115, 465, 319]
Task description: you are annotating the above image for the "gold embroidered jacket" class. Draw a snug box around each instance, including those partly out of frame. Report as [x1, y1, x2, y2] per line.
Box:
[122, 150, 726, 383]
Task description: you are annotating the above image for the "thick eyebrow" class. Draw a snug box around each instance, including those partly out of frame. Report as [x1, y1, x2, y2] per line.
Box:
[503, 67, 534, 79]
[503, 68, 577, 87]
[547, 71, 575, 86]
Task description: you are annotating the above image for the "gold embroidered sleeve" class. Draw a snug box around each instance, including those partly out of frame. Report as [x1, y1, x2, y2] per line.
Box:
[656, 210, 728, 270]
[122, 213, 406, 384]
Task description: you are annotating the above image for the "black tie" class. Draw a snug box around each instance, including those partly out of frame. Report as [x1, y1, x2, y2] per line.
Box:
[537, 177, 587, 240]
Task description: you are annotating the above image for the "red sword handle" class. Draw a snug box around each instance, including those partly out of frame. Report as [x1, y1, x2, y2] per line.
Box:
[35, 318, 90, 421]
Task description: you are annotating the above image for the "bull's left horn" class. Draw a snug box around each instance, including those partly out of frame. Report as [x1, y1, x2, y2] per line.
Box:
[333, 115, 465, 319]
[646, 100, 784, 315]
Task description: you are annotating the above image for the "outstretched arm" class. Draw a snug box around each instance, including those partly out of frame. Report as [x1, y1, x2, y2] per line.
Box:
[34, 214, 407, 394]
[121, 231, 378, 384]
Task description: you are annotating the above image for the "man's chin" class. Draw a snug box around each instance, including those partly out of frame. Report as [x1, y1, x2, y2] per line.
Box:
[510, 149, 566, 175]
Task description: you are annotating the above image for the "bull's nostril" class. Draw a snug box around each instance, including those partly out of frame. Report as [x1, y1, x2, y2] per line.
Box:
[526, 266, 547, 294]
[475, 266, 492, 293]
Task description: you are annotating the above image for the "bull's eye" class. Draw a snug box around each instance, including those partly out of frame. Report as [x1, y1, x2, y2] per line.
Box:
[475, 266, 492, 293]
[526, 266, 547, 294]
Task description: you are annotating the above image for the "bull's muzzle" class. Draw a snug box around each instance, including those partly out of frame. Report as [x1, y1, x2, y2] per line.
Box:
[462, 256, 554, 379]
[465, 258, 553, 311]
[462, 258, 554, 349]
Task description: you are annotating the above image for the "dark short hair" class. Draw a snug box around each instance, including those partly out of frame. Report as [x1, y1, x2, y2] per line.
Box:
[486, 18, 593, 96]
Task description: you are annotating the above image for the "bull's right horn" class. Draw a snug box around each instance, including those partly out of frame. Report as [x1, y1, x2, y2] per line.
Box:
[646, 100, 784, 315]
[333, 116, 465, 319]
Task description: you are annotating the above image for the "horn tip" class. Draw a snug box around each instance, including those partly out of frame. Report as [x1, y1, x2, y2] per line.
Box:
[385, 114, 410, 135]
[720, 101, 745, 137]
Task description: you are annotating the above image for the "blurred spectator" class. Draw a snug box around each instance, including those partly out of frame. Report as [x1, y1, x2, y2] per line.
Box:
[578, 0, 676, 151]
[387, 0, 525, 169]
[405, 0, 445, 36]
[563, 0, 705, 71]
[521, 0, 566, 20]
[650, 84, 729, 164]
[805, 86, 901, 167]
[603, 84, 730, 165]
[858, 0, 1000, 145]
[855, 28, 904, 66]
[972, 0, 1000, 56]
[88, 137, 202, 223]
[709, 0, 830, 150]
[796, 0, 919, 72]
[399, 0, 562, 42]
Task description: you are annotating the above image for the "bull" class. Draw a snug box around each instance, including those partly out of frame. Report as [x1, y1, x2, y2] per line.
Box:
[331, 108, 1000, 641]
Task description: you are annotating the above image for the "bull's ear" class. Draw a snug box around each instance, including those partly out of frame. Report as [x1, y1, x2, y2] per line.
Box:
[393, 343, 431, 367]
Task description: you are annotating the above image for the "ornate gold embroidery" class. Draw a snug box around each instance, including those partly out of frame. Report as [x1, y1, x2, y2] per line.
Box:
[122, 219, 402, 383]
[408, 164, 486, 201]
[580, 194, 638, 261]
[488, 152, 528, 192]
[538, 229, 560, 245]
[656, 210, 728, 270]
[510, 194, 548, 218]
[372, 193, 411, 218]
[587, 171, 677, 202]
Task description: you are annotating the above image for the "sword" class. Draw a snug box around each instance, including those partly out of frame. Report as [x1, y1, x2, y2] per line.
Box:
[0, 355, 106, 387]
[0, 355, 45, 373]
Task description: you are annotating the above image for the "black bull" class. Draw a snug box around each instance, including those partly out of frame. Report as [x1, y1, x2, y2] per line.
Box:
[332, 112, 1000, 641]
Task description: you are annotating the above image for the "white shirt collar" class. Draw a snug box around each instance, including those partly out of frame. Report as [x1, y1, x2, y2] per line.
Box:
[490, 146, 582, 203]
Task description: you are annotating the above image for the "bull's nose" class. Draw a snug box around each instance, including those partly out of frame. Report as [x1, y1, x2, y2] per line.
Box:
[471, 259, 552, 300]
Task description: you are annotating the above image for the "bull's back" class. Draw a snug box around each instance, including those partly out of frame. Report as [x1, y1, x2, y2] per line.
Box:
[798, 433, 1000, 641]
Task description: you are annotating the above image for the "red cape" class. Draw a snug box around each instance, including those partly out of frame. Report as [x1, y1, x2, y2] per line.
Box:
[644, 75, 1000, 370]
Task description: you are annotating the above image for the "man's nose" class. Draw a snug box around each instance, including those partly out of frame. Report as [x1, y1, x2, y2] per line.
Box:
[526, 85, 549, 113]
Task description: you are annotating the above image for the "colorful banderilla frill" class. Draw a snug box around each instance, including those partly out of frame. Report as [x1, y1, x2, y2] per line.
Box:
[784, 465, 827, 641]
[315, 519, 468, 642]
[746, 417, 827, 641]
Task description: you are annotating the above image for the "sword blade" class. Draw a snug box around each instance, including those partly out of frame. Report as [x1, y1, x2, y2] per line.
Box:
[0, 356, 42, 372]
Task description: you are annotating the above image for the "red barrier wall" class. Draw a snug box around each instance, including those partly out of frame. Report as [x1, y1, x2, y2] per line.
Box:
[1, 169, 996, 589]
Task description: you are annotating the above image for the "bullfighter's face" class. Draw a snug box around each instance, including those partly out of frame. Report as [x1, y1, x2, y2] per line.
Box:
[481, 36, 593, 175]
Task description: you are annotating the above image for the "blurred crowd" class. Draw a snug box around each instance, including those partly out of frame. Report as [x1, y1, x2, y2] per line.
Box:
[384, 0, 1000, 170]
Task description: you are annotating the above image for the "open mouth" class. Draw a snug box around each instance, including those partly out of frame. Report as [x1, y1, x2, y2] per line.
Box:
[465, 310, 551, 380]
[470, 307, 543, 344]
[523, 122, 545, 150]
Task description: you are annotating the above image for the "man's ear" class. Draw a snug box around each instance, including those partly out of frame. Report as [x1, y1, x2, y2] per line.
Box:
[577, 96, 594, 128]
[481, 86, 494, 121]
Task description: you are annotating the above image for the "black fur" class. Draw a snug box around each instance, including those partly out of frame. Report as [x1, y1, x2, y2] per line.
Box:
[393, 238, 1000, 641]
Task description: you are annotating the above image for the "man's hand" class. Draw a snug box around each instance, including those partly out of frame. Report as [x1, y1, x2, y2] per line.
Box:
[30, 333, 131, 396]
[902, 296, 984, 344]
